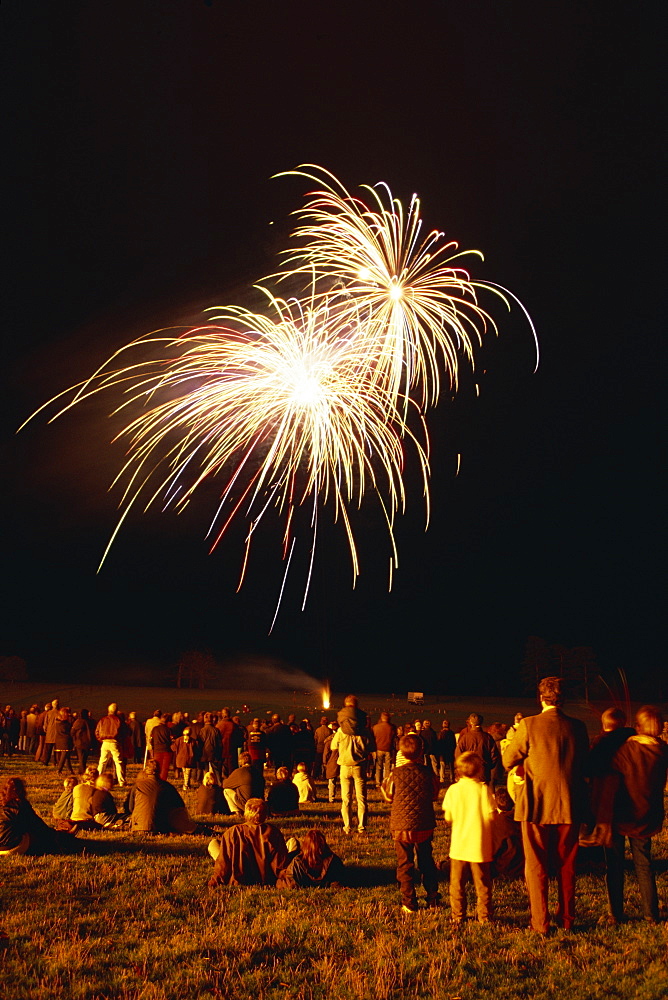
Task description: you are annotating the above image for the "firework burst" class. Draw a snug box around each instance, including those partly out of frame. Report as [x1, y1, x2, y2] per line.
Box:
[22, 165, 535, 618]
[273, 164, 537, 408]
[23, 288, 429, 614]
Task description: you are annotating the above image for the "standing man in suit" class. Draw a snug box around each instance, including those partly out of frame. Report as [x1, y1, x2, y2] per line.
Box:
[502, 676, 589, 935]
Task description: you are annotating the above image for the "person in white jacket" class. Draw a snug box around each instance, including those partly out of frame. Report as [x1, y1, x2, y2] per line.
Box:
[442, 751, 496, 923]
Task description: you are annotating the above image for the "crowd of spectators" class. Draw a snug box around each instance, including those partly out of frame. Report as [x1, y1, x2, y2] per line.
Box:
[0, 689, 666, 929]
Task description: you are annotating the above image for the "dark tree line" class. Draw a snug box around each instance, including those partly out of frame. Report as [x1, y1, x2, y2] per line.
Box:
[521, 636, 596, 701]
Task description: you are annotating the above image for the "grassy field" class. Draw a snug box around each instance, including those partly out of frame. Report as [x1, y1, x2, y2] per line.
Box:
[0, 744, 666, 1000]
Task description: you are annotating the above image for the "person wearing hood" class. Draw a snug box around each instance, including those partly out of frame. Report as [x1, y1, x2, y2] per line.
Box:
[330, 695, 375, 834]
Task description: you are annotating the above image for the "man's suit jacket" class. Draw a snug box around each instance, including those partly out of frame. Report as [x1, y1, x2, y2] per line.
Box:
[502, 708, 589, 825]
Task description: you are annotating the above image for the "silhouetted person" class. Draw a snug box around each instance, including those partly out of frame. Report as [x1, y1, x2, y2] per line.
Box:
[455, 714, 499, 785]
[605, 706, 668, 924]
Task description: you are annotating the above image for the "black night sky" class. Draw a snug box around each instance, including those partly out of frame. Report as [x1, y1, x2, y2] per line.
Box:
[2, 2, 663, 695]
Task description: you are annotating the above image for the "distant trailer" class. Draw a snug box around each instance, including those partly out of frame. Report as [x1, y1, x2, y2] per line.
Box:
[407, 692, 424, 705]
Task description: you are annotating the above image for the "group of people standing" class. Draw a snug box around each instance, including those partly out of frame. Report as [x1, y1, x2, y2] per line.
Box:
[500, 678, 666, 932]
[276, 683, 668, 930]
[5, 700, 144, 778]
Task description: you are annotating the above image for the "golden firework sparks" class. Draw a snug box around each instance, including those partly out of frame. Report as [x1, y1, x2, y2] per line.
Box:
[21, 166, 535, 620]
[273, 164, 537, 409]
[22, 288, 429, 614]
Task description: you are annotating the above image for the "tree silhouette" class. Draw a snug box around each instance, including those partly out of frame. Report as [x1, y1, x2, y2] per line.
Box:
[520, 638, 597, 700]
[176, 649, 217, 689]
[0, 655, 28, 682]
[521, 636, 551, 693]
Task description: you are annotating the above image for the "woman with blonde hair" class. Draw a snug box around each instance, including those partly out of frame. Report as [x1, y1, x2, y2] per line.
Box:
[70, 765, 100, 828]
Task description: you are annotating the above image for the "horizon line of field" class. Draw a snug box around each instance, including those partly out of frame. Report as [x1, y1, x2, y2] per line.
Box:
[2, 681, 660, 734]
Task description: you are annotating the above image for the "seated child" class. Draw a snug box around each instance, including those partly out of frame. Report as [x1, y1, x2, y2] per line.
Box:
[208, 798, 288, 886]
[267, 767, 299, 817]
[52, 775, 78, 832]
[442, 751, 496, 923]
[292, 763, 317, 803]
[91, 774, 125, 829]
[195, 770, 228, 816]
[277, 828, 345, 888]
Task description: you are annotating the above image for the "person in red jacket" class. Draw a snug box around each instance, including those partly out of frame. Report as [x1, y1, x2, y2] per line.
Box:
[171, 726, 200, 791]
[217, 709, 244, 776]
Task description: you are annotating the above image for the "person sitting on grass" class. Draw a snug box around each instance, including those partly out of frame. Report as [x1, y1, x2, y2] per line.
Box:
[277, 829, 346, 889]
[70, 765, 99, 828]
[442, 751, 496, 924]
[222, 752, 265, 816]
[381, 733, 441, 913]
[0, 777, 71, 855]
[52, 775, 79, 832]
[292, 762, 317, 803]
[266, 766, 299, 817]
[195, 770, 229, 816]
[208, 797, 289, 887]
[91, 774, 127, 829]
[129, 759, 198, 834]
